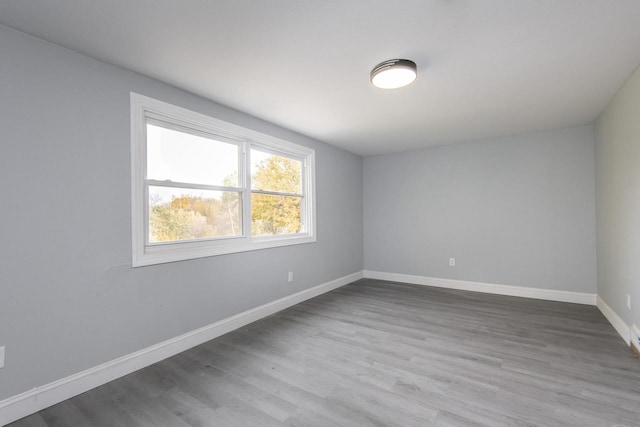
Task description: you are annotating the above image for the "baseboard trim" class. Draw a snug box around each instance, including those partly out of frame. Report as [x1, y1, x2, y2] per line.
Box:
[365, 271, 636, 356]
[595, 296, 631, 345]
[363, 270, 597, 305]
[0, 271, 363, 426]
[630, 324, 640, 356]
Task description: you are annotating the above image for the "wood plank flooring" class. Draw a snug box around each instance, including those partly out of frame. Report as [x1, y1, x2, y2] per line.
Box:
[8, 279, 640, 426]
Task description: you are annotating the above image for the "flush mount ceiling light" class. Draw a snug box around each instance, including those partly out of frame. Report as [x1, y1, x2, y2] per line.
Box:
[370, 59, 417, 89]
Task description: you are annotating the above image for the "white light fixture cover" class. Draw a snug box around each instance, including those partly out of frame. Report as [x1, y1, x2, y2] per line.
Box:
[370, 59, 417, 89]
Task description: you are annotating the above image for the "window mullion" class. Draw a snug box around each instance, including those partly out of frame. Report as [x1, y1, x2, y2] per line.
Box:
[242, 142, 252, 238]
[250, 189, 303, 198]
[146, 179, 240, 193]
[144, 183, 150, 245]
[300, 159, 307, 232]
[142, 121, 150, 246]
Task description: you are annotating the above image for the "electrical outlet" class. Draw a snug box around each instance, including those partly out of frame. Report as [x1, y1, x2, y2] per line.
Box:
[627, 294, 631, 310]
[0, 346, 5, 369]
[449, 258, 455, 267]
[288, 272, 294, 282]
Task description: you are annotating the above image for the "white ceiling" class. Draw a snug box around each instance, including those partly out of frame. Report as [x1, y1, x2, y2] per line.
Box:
[2, 1, 640, 156]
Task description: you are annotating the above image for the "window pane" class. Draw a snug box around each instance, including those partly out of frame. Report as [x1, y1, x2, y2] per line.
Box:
[251, 193, 302, 236]
[149, 186, 241, 243]
[147, 123, 239, 187]
[251, 149, 302, 194]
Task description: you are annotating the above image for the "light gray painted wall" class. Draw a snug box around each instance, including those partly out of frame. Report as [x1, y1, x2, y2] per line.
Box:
[364, 126, 597, 293]
[0, 26, 363, 401]
[595, 64, 640, 330]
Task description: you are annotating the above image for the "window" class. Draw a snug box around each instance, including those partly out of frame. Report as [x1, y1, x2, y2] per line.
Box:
[131, 93, 315, 266]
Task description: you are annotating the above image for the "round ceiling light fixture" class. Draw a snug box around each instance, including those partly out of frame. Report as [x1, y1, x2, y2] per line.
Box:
[370, 59, 417, 89]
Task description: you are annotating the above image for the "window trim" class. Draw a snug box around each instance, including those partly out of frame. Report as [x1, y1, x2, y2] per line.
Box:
[131, 93, 316, 267]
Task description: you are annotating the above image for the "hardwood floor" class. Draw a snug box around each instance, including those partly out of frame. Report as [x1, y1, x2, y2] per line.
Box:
[8, 279, 640, 426]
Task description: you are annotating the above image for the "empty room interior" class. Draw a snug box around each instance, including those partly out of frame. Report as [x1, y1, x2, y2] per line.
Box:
[1, 1, 640, 426]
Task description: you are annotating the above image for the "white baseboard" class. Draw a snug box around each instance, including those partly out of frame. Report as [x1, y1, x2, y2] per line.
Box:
[363, 270, 597, 305]
[596, 296, 631, 345]
[363, 271, 640, 346]
[0, 271, 363, 426]
[631, 324, 640, 354]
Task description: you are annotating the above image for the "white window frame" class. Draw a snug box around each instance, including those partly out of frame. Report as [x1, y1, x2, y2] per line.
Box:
[131, 93, 316, 267]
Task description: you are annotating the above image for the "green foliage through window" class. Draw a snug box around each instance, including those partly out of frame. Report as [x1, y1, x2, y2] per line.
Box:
[251, 153, 302, 236]
[149, 190, 241, 243]
[147, 153, 303, 242]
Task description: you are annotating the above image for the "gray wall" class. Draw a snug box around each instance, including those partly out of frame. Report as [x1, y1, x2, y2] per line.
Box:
[0, 26, 363, 401]
[364, 126, 597, 293]
[595, 64, 640, 330]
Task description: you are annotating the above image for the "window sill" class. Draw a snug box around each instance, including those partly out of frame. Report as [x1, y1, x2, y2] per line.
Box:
[132, 234, 317, 267]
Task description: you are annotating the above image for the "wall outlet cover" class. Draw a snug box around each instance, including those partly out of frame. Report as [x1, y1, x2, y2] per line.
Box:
[627, 293, 631, 310]
[0, 346, 5, 368]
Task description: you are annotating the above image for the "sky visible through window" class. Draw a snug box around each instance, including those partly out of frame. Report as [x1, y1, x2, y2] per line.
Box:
[146, 123, 239, 203]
